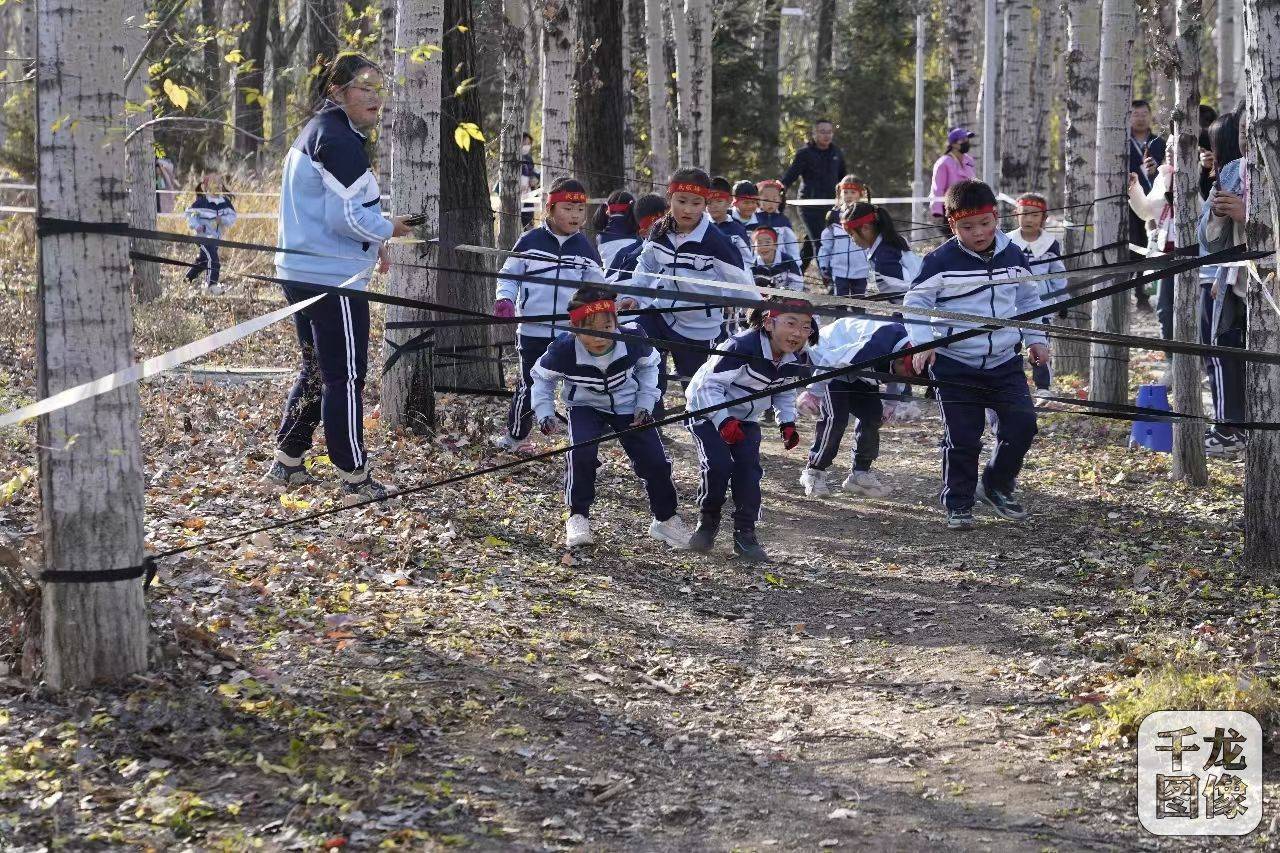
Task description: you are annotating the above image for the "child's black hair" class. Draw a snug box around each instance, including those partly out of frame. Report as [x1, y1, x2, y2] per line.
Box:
[592, 189, 636, 233]
[313, 52, 381, 112]
[747, 296, 819, 345]
[1208, 111, 1243, 169]
[732, 179, 758, 200]
[843, 202, 908, 251]
[710, 175, 733, 195]
[652, 167, 710, 240]
[942, 179, 999, 220]
[568, 285, 619, 322]
[633, 193, 668, 239]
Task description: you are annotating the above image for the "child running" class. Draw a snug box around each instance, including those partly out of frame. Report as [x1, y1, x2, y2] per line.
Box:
[594, 190, 638, 275]
[708, 176, 754, 265]
[752, 228, 805, 291]
[185, 170, 237, 295]
[796, 315, 910, 497]
[1005, 192, 1067, 398]
[818, 176, 871, 296]
[903, 179, 1050, 531]
[493, 177, 608, 452]
[531, 286, 693, 550]
[685, 298, 815, 561]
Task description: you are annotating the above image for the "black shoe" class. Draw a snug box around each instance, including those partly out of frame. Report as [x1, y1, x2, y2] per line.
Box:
[340, 474, 390, 504]
[946, 508, 976, 530]
[262, 459, 316, 488]
[687, 514, 720, 552]
[975, 482, 1028, 521]
[732, 530, 769, 562]
[1135, 298, 1153, 313]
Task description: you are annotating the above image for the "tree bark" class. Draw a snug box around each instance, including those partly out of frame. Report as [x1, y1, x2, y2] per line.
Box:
[1027, 0, 1061, 193]
[758, 0, 782, 170]
[437, 0, 503, 392]
[1168, 0, 1208, 484]
[684, 0, 712, 168]
[1088, 0, 1135, 405]
[1242, 0, 1280, 576]
[643, 0, 672, 180]
[1217, 0, 1236, 108]
[1056, 0, 1100, 379]
[572, 0, 625, 194]
[36, 0, 148, 689]
[667, 0, 694, 165]
[621, 0, 641, 178]
[498, 0, 532, 250]
[944, 0, 980, 133]
[379, 0, 396, 177]
[307, 0, 341, 67]
[381, 0, 444, 433]
[999, 0, 1034, 193]
[200, 0, 224, 154]
[814, 0, 835, 79]
[233, 0, 271, 162]
[539, 0, 574, 186]
[125, 8, 161, 303]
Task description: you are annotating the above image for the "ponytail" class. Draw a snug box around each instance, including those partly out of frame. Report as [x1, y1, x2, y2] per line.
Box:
[592, 189, 636, 234]
[844, 202, 908, 251]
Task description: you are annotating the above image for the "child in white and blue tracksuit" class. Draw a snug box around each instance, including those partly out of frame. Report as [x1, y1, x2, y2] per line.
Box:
[494, 177, 608, 445]
[531, 287, 690, 548]
[607, 193, 667, 286]
[630, 173, 757, 412]
[684, 302, 814, 561]
[1198, 151, 1248, 449]
[752, 228, 805, 292]
[185, 175, 237, 291]
[799, 316, 910, 497]
[819, 206, 870, 296]
[709, 176, 754, 266]
[903, 180, 1048, 528]
[753, 179, 802, 263]
[594, 191, 639, 275]
[839, 203, 922, 304]
[1006, 193, 1067, 393]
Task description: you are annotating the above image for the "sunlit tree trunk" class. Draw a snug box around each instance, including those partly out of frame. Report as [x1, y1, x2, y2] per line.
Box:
[572, 0, 625, 193]
[539, 0, 574, 185]
[498, 0, 532, 250]
[999, 0, 1034, 193]
[643, 0, 672, 180]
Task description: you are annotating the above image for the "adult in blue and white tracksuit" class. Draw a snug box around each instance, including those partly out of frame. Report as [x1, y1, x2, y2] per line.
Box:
[1007, 228, 1067, 392]
[631, 213, 758, 405]
[530, 324, 678, 525]
[818, 208, 870, 296]
[185, 188, 236, 291]
[495, 226, 607, 442]
[903, 232, 1046, 514]
[270, 55, 409, 495]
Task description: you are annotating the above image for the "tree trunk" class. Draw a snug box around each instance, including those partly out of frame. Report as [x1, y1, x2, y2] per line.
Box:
[667, 0, 694, 165]
[1027, 1, 1061, 193]
[978, 0, 998, 183]
[233, 0, 271, 162]
[758, 0, 782, 170]
[201, 0, 223, 155]
[379, 0, 396, 177]
[1242, 0, 1280, 576]
[999, 0, 1034, 193]
[944, 0, 980, 133]
[1217, 0, 1236, 108]
[498, 0, 531, 251]
[621, 0, 640, 178]
[125, 8, 161, 303]
[684, 0, 712, 168]
[438, 0, 504, 392]
[1088, 0, 1135, 405]
[572, 0, 625, 194]
[1057, 0, 1100, 379]
[1168, 0, 1208, 484]
[307, 0, 340, 67]
[269, 7, 303, 152]
[539, 0, 574, 186]
[643, 0, 672, 181]
[381, 0, 443, 433]
[814, 0, 835, 79]
[36, 0, 148, 689]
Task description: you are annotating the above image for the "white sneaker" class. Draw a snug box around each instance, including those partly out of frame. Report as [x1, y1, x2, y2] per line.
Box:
[842, 469, 893, 498]
[799, 467, 831, 497]
[892, 401, 923, 422]
[202, 283, 227, 296]
[565, 514, 594, 548]
[880, 401, 898, 422]
[492, 433, 536, 454]
[649, 515, 693, 549]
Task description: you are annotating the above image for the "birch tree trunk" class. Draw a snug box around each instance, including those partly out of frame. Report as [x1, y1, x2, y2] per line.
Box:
[667, 0, 694, 166]
[1217, 0, 1236, 108]
[684, 0, 712, 168]
[572, 0, 625, 193]
[622, 0, 641, 178]
[233, 0, 271, 162]
[498, 0, 531, 250]
[1168, 0, 1208, 484]
[643, 0, 672, 181]
[1088, 0, 1135, 405]
[944, 0, 980, 133]
[381, 0, 443, 433]
[999, 0, 1035, 193]
[1056, 0, 1100, 379]
[1027, 1, 1061, 193]
[200, 0, 224, 155]
[125, 9, 161, 303]
[36, 0, 148, 689]
[1242, 0, 1280, 576]
[539, 0, 574, 186]
[759, 0, 782, 171]
[379, 0, 396, 176]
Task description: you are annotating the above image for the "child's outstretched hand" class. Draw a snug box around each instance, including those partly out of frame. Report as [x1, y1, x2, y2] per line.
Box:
[796, 390, 821, 416]
[718, 417, 745, 445]
[912, 350, 936, 375]
[1028, 343, 1051, 366]
[779, 422, 800, 450]
[631, 409, 653, 427]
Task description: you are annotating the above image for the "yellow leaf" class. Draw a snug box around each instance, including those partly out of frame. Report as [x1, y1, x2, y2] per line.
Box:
[453, 77, 476, 97]
[279, 494, 311, 510]
[461, 121, 484, 142]
[458, 25, 469, 32]
[163, 78, 189, 111]
[0, 466, 34, 507]
[453, 125, 471, 151]
[224, 49, 244, 64]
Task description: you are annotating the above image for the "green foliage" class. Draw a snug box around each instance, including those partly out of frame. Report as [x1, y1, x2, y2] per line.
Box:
[0, 77, 35, 180]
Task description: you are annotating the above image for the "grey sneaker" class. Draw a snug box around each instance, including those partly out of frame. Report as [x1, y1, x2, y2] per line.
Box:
[340, 474, 390, 504]
[975, 482, 1028, 521]
[947, 508, 976, 530]
[732, 530, 769, 562]
[262, 459, 316, 488]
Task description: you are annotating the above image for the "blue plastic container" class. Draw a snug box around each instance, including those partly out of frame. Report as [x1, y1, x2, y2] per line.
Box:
[1130, 383, 1172, 453]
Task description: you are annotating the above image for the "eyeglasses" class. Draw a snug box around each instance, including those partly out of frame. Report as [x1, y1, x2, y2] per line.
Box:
[347, 84, 387, 99]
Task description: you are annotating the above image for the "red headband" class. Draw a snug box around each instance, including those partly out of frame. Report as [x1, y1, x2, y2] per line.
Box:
[838, 182, 865, 192]
[668, 182, 710, 198]
[569, 299, 616, 324]
[707, 190, 732, 202]
[606, 202, 632, 214]
[843, 212, 877, 231]
[758, 179, 784, 192]
[638, 212, 663, 233]
[767, 299, 812, 318]
[947, 203, 996, 223]
[754, 227, 778, 241]
[548, 190, 588, 205]
[1016, 197, 1047, 211]
[732, 194, 757, 204]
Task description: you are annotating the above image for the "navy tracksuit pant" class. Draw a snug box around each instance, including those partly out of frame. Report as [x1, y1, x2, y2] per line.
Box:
[688, 419, 763, 533]
[832, 277, 868, 297]
[565, 407, 678, 520]
[506, 334, 553, 440]
[277, 283, 370, 473]
[929, 353, 1038, 511]
[186, 242, 221, 286]
[807, 380, 882, 472]
[637, 313, 714, 415]
[1202, 283, 1247, 432]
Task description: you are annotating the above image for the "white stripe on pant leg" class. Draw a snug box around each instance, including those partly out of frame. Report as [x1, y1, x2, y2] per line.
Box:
[688, 422, 710, 507]
[511, 338, 529, 438]
[934, 370, 953, 508]
[339, 296, 363, 470]
[565, 413, 574, 510]
[814, 388, 838, 465]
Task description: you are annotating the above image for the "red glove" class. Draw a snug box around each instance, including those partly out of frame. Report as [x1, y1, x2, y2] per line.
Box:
[779, 422, 799, 450]
[494, 298, 515, 319]
[895, 353, 916, 377]
[719, 417, 745, 445]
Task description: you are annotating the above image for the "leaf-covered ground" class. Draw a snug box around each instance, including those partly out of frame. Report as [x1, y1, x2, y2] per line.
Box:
[1, 263, 1278, 851]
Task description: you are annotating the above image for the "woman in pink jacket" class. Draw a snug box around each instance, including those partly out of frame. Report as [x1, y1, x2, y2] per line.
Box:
[929, 128, 977, 233]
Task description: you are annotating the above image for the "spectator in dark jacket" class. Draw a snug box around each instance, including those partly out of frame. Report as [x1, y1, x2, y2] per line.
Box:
[1127, 99, 1166, 312]
[780, 119, 846, 275]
